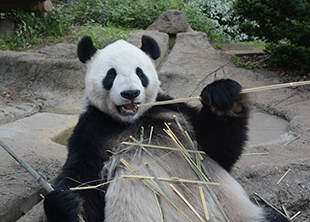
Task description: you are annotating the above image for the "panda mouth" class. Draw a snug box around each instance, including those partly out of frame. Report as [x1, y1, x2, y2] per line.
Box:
[118, 102, 138, 115]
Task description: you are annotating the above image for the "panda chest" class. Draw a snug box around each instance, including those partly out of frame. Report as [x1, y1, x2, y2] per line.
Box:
[102, 113, 210, 222]
[104, 110, 195, 157]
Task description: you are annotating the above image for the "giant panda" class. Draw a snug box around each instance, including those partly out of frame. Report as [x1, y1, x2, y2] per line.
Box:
[44, 35, 289, 222]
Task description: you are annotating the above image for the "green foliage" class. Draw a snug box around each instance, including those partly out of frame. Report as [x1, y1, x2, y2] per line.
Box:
[81, 23, 133, 49]
[65, 0, 223, 40]
[189, 0, 250, 41]
[66, 0, 183, 28]
[181, 3, 219, 39]
[0, 4, 73, 50]
[232, 57, 266, 69]
[234, 0, 310, 73]
[215, 43, 223, 50]
[265, 43, 310, 74]
[0, 0, 252, 50]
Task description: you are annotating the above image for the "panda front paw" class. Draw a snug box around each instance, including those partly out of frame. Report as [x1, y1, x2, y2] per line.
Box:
[44, 190, 81, 222]
[200, 79, 243, 114]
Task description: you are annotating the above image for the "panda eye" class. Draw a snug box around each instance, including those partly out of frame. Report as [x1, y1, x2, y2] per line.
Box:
[136, 67, 149, 88]
[107, 68, 117, 78]
[103, 68, 117, 90]
[136, 67, 144, 77]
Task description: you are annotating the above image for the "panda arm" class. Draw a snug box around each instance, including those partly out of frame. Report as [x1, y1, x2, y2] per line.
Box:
[195, 79, 250, 172]
[44, 107, 112, 222]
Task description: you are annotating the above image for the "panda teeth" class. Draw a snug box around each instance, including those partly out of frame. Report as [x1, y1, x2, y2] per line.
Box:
[120, 103, 138, 115]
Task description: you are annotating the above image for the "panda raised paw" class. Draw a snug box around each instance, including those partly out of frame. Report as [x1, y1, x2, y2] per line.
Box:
[200, 79, 246, 115]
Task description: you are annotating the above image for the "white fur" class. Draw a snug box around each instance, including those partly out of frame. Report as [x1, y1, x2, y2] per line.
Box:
[102, 111, 266, 222]
[84, 38, 267, 222]
[84, 39, 160, 122]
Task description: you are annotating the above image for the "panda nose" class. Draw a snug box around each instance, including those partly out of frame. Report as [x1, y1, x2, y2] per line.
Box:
[121, 90, 140, 100]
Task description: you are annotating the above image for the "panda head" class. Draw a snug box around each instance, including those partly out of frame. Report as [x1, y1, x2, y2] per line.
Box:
[77, 35, 161, 123]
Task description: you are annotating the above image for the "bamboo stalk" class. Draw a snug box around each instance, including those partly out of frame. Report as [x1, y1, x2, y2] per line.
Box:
[254, 192, 287, 218]
[130, 136, 192, 194]
[163, 119, 229, 221]
[151, 180, 192, 222]
[0, 138, 85, 222]
[122, 142, 205, 154]
[169, 184, 205, 222]
[276, 169, 291, 185]
[283, 135, 301, 147]
[199, 187, 210, 221]
[121, 175, 219, 185]
[0, 138, 53, 192]
[138, 80, 310, 107]
[282, 205, 290, 218]
[120, 158, 159, 194]
[291, 211, 301, 220]
[154, 191, 165, 222]
[145, 163, 177, 206]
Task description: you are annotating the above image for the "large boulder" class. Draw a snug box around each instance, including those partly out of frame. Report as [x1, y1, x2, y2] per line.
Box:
[147, 10, 193, 34]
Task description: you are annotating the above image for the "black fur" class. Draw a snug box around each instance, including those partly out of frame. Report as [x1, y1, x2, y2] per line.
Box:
[265, 210, 290, 222]
[140, 35, 160, 60]
[199, 79, 248, 171]
[136, 67, 149, 87]
[77, 36, 98, 63]
[44, 79, 253, 221]
[200, 79, 241, 111]
[103, 68, 117, 90]
[44, 190, 80, 222]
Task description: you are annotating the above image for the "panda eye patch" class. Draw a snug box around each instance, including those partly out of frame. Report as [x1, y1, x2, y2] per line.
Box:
[107, 68, 117, 78]
[103, 68, 117, 90]
[136, 67, 149, 88]
[136, 67, 143, 77]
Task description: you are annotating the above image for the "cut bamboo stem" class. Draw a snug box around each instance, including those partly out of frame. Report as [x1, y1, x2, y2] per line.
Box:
[138, 80, 310, 107]
[0, 138, 85, 222]
[169, 184, 205, 222]
[199, 187, 210, 221]
[130, 136, 192, 194]
[145, 163, 177, 206]
[254, 192, 287, 218]
[276, 169, 291, 185]
[0, 138, 53, 193]
[151, 180, 192, 221]
[122, 142, 205, 154]
[122, 175, 219, 185]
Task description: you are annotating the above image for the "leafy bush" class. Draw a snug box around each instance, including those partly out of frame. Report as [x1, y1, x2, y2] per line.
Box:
[189, 0, 249, 41]
[68, 0, 241, 39]
[0, 4, 73, 50]
[234, 0, 310, 73]
[265, 43, 310, 73]
[65, 0, 184, 28]
[1, 0, 251, 50]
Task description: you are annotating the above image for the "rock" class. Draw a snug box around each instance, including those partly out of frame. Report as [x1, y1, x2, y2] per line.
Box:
[128, 30, 169, 69]
[37, 43, 77, 59]
[146, 10, 193, 34]
[0, 19, 14, 38]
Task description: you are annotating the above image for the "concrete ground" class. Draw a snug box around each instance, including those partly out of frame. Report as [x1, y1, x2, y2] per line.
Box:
[0, 30, 309, 221]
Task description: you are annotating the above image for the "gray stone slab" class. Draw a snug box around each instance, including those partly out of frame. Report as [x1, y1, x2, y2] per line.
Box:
[0, 113, 78, 222]
[128, 30, 169, 69]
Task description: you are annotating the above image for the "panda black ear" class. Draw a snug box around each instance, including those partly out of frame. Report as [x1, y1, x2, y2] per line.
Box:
[77, 36, 98, 63]
[140, 35, 160, 60]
